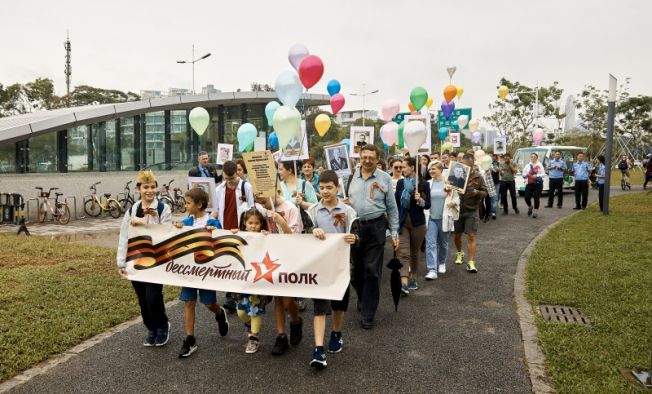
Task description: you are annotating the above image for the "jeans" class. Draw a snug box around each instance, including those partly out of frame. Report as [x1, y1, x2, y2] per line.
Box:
[500, 180, 518, 210]
[132, 281, 168, 331]
[352, 219, 386, 322]
[547, 178, 564, 207]
[491, 193, 499, 214]
[425, 218, 449, 272]
[574, 180, 589, 208]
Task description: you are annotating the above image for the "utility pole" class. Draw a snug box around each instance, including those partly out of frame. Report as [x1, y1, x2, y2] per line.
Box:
[603, 74, 617, 215]
[64, 31, 72, 107]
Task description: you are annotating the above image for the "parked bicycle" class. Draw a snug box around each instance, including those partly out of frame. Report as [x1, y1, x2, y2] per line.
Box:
[159, 179, 185, 213]
[35, 187, 70, 224]
[84, 182, 122, 218]
[118, 180, 139, 213]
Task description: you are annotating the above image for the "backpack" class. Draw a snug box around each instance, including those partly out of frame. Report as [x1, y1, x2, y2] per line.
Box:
[298, 180, 314, 233]
[129, 200, 165, 223]
[617, 161, 628, 171]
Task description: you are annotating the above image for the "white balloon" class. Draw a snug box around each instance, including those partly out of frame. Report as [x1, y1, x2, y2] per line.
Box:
[469, 119, 480, 132]
[446, 66, 457, 79]
[403, 121, 427, 156]
[274, 70, 303, 107]
[457, 115, 469, 130]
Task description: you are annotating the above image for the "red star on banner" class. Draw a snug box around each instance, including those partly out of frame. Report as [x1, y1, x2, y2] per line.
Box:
[251, 252, 281, 284]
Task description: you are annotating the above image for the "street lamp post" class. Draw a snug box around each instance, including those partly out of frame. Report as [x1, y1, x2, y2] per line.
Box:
[176, 44, 211, 94]
[603, 74, 617, 215]
[350, 84, 379, 127]
[504, 82, 540, 142]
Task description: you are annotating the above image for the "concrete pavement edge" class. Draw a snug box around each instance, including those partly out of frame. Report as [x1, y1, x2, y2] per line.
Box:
[513, 207, 587, 394]
[0, 300, 180, 393]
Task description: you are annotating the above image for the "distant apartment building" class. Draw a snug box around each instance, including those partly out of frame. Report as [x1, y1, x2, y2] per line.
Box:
[334, 110, 379, 126]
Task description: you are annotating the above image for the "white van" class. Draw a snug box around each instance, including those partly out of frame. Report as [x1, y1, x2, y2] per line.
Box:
[513, 146, 587, 195]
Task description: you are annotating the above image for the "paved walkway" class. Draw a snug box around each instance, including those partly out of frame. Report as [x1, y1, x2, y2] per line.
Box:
[6, 191, 608, 393]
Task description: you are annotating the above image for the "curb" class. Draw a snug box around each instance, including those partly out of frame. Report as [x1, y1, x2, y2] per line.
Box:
[0, 300, 180, 393]
[514, 206, 590, 394]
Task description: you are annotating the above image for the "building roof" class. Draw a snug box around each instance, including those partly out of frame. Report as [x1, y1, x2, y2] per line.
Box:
[0, 91, 329, 145]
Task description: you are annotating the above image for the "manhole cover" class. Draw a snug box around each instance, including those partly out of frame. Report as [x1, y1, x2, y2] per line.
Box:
[539, 305, 590, 326]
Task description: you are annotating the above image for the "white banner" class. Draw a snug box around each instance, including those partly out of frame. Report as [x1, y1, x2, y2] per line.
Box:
[126, 226, 350, 300]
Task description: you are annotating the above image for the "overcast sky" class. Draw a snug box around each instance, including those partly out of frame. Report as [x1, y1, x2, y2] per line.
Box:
[2, 0, 650, 125]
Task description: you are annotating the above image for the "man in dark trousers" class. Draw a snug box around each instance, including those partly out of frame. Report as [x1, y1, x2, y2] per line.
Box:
[346, 144, 399, 330]
[546, 151, 567, 208]
[188, 151, 222, 184]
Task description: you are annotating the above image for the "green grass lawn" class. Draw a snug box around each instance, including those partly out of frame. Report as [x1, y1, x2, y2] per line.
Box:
[527, 192, 652, 393]
[0, 235, 176, 382]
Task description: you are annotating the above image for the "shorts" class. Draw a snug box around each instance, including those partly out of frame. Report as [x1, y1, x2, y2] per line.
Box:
[179, 287, 217, 305]
[313, 286, 350, 316]
[235, 294, 271, 317]
[453, 211, 479, 235]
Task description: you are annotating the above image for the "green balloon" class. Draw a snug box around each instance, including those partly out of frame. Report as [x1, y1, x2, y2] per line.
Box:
[398, 119, 406, 149]
[410, 87, 428, 112]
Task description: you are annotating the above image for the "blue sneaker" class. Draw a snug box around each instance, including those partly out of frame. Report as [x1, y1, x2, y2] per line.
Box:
[143, 330, 156, 347]
[155, 322, 170, 347]
[328, 331, 343, 353]
[408, 279, 418, 290]
[309, 346, 327, 369]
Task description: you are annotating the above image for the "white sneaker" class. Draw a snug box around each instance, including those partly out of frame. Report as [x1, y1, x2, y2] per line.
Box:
[425, 271, 438, 280]
[438, 264, 446, 274]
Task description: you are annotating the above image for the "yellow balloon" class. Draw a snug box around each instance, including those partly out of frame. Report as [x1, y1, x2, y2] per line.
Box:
[315, 113, 331, 137]
[456, 87, 464, 101]
[426, 96, 433, 109]
[498, 85, 509, 100]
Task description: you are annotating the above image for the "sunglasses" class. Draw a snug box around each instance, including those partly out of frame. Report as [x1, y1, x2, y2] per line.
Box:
[393, 166, 403, 170]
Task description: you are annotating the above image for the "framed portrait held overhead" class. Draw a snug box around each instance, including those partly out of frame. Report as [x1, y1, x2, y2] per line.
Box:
[446, 161, 471, 193]
[216, 143, 234, 165]
[349, 126, 374, 158]
[187, 177, 218, 212]
[324, 143, 352, 177]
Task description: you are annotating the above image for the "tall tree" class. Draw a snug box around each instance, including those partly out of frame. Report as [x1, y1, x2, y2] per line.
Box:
[484, 78, 564, 144]
[68, 85, 140, 106]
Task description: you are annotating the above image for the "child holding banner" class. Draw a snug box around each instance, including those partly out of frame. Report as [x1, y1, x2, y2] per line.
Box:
[306, 170, 359, 369]
[252, 184, 304, 355]
[173, 188, 230, 358]
[117, 170, 172, 347]
[230, 207, 285, 354]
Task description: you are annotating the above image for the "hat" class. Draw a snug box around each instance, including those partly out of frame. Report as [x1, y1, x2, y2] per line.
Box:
[136, 170, 157, 185]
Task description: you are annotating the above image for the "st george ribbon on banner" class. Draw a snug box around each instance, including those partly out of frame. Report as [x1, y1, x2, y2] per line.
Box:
[125, 225, 351, 300]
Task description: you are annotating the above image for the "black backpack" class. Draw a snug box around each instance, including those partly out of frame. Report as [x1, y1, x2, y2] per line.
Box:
[617, 161, 628, 171]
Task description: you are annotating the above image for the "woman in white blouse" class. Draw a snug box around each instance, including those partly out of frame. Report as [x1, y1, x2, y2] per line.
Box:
[522, 153, 546, 219]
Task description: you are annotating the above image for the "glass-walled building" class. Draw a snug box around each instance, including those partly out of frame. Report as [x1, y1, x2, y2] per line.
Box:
[0, 92, 329, 174]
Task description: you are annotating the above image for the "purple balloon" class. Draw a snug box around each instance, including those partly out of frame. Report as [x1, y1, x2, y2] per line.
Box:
[441, 101, 456, 120]
[288, 44, 309, 71]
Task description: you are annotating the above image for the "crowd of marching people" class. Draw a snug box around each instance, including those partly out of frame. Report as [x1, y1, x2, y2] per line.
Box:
[116, 145, 634, 370]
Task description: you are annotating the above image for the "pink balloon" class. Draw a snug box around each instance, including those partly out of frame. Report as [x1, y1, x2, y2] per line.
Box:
[381, 99, 400, 122]
[288, 44, 309, 71]
[298, 55, 324, 89]
[330, 93, 345, 115]
[381, 122, 399, 145]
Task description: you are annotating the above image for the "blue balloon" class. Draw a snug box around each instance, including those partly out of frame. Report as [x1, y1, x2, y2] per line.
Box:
[265, 101, 280, 128]
[268, 131, 279, 149]
[327, 79, 341, 96]
[438, 127, 448, 140]
[383, 144, 389, 151]
[340, 138, 351, 152]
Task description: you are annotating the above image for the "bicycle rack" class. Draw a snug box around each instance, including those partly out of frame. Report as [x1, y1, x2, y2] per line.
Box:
[26, 197, 56, 222]
[65, 196, 78, 220]
[80, 195, 92, 219]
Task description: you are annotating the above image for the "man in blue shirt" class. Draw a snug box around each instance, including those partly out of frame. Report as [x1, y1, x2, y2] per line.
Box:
[346, 144, 399, 329]
[545, 151, 567, 208]
[572, 152, 591, 210]
[188, 151, 222, 184]
[595, 155, 607, 212]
